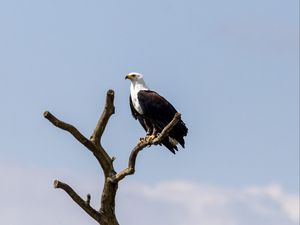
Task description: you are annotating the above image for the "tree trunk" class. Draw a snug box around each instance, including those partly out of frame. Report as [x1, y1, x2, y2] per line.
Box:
[99, 180, 119, 225]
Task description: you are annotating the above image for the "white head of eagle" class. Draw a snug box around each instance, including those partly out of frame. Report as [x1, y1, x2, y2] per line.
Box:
[125, 72, 188, 154]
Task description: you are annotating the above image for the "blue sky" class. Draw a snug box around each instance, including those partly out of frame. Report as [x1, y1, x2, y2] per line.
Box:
[0, 0, 299, 224]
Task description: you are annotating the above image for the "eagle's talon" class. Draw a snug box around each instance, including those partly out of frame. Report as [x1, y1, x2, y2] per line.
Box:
[148, 134, 156, 141]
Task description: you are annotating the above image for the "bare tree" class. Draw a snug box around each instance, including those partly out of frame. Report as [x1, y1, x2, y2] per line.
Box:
[43, 89, 181, 225]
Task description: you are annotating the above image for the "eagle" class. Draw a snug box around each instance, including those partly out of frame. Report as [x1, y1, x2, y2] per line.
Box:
[125, 72, 188, 154]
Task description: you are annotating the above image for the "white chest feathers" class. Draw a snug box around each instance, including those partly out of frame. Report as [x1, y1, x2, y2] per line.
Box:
[130, 77, 149, 115]
[131, 90, 144, 115]
[130, 82, 149, 115]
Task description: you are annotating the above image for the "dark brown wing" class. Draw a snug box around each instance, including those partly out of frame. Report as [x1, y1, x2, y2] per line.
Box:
[137, 90, 188, 149]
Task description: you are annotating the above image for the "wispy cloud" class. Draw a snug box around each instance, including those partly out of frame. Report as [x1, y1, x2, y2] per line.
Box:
[0, 164, 298, 225]
[121, 180, 299, 225]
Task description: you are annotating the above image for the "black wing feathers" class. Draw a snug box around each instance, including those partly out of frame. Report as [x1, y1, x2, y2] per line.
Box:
[129, 91, 188, 154]
[138, 90, 188, 149]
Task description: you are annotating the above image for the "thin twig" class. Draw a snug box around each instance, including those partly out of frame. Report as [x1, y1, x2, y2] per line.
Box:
[86, 194, 91, 205]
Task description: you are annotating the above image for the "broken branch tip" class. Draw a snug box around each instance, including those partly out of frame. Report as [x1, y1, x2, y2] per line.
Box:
[43, 111, 50, 118]
[53, 180, 59, 188]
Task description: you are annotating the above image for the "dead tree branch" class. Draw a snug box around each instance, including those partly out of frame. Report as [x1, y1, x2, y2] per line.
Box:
[44, 90, 115, 177]
[44, 89, 180, 225]
[90, 89, 115, 146]
[53, 180, 101, 221]
[43, 111, 96, 151]
[112, 113, 181, 182]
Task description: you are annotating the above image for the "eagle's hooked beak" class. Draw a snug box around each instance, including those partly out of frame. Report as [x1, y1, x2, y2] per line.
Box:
[125, 74, 131, 80]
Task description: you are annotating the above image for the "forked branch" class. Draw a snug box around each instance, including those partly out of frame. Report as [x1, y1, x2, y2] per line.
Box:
[44, 90, 115, 177]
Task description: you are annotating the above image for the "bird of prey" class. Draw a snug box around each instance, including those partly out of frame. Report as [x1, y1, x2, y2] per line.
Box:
[125, 72, 188, 154]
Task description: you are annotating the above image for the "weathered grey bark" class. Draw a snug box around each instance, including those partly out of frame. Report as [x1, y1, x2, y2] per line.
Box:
[44, 89, 181, 225]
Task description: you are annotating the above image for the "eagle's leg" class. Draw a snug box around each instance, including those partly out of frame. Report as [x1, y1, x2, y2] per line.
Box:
[142, 119, 157, 143]
[147, 122, 159, 141]
[144, 119, 153, 136]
